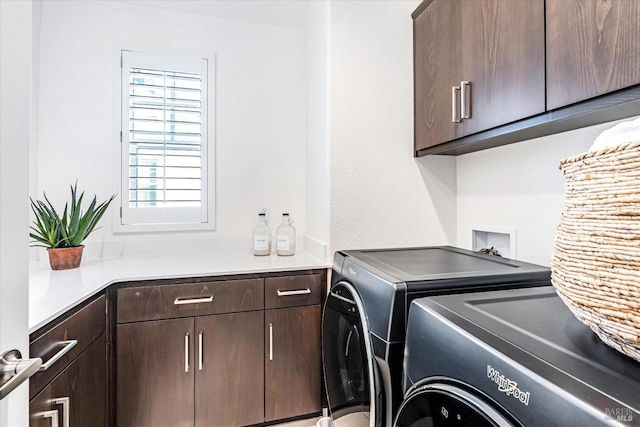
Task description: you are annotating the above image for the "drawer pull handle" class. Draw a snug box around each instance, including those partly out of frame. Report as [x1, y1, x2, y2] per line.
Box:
[39, 340, 77, 371]
[42, 409, 59, 427]
[52, 397, 70, 427]
[277, 289, 311, 297]
[174, 296, 214, 305]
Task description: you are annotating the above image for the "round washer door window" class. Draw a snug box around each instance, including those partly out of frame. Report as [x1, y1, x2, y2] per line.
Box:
[394, 383, 519, 427]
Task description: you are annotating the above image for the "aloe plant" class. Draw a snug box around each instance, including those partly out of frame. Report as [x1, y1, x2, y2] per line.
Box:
[30, 183, 116, 248]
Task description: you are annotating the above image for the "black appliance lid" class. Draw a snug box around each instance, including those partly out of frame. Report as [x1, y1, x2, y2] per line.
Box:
[422, 287, 640, 413]
[341, 246, 550, 288]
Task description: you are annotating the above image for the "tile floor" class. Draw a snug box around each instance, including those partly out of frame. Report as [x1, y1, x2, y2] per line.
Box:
[273, 417, 319, 427]
[274, 412, 369, 427]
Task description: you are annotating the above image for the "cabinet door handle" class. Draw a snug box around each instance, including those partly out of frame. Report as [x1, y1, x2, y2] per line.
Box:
[174, 296, 213, 305]
[277, 289, 311, 297]
[39, 340, 77, 371]
[42, 409, 59, 427]
[198, 331, 203, 371]
[461, 81, 471, 119]
[52, 397, 70, 427]
[269, 323, 273, 361]
[452, 86, 461, 123]
[184, 333, 190, 373]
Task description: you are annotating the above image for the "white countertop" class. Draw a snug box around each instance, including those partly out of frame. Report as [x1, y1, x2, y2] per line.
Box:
[29, 250, 331, 333]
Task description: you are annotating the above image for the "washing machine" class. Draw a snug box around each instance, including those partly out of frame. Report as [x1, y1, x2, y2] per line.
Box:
[396, 286, 640, 426]
[321, 246, 551, 427]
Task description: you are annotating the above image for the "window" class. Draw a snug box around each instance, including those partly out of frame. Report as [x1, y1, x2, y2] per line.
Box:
[118, 49, 214, 232]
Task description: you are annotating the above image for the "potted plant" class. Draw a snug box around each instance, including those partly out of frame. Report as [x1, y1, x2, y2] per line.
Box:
[30, 182, 116, 270]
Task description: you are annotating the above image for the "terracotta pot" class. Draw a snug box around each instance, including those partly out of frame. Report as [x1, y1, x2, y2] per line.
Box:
[47, 245, 84, 270]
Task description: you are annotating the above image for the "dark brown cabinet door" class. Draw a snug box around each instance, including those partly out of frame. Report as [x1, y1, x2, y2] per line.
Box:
[195, 311, 264, 427]
[265, 305, 321, 421]
[116, 318, 195, 427]
[29, 382, 52, 427]
[547, 0, 640, 110]
[414, 0, 463, 151]
[30, 334, 107, 427]
[413, 0, 545, 152]
[460, 0, 545, 135]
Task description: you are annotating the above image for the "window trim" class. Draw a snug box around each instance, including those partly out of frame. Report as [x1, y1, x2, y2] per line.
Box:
[113, 45, 216, 234]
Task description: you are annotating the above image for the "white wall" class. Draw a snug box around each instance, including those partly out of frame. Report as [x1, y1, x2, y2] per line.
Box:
[330, 1, 456, 254]
[35, 0, 306, 258]
[305, 1, 331, 261]
[456, 116, 640, 266]
[328, 0, 456, 254]
[35, 0, 632, 267]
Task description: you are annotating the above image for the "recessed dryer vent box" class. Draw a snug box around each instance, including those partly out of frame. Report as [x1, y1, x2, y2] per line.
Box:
[471, 226, 516, 259]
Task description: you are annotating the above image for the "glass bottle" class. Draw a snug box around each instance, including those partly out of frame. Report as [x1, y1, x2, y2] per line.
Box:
[276, 213, 296, 256]
[252, 212, 271, 256]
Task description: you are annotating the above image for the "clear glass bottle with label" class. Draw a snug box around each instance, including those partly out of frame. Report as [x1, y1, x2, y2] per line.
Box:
[252, 212, 271, 256]
[276, 213, 295, 256]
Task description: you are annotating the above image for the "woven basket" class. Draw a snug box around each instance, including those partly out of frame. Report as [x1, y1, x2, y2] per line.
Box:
[551, 141, 640, 362]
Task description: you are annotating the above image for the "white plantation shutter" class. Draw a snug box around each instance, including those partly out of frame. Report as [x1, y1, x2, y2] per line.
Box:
[120, 50, 213, 230]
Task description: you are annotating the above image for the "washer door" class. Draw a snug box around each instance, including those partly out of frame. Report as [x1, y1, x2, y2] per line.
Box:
[394, 383, 519, 427]
[322, 282, 381, 427]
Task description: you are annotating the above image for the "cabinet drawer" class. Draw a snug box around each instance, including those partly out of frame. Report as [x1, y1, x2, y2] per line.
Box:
[29, 295, 106, 400]
[265, 274, 322, 309]
[117, 278, 264, 323]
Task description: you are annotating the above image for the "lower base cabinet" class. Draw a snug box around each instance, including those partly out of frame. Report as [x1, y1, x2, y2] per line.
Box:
[265, 305, 321, 422]
[28, 270, 325, 427]
[116, 318, 195, 427]
[195, 312, 264, 427]
[116, 312, 264, 427]
[114, 270, 325, 426]
[30, 334, 107, 427]
[29, 295, 107, 427]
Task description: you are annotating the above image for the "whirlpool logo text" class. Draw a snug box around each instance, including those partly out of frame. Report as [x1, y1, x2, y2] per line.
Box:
[486, 365, 531, 406]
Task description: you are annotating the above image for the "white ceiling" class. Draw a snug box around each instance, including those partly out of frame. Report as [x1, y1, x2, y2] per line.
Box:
[104, 0, 311, 31]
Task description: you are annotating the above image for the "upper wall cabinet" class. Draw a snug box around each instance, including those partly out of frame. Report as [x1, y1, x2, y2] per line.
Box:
[413, 0, 640, 156]
[413, 0, 461, 150]
[413, 0, 545, 153]
[546, 0, 640, 110]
